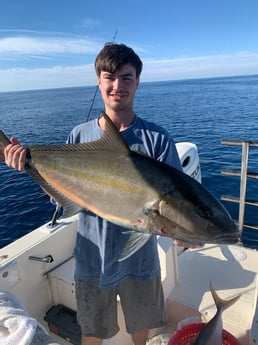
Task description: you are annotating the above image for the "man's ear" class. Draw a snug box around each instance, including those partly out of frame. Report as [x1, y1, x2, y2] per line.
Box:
[97, 77, 101, 89]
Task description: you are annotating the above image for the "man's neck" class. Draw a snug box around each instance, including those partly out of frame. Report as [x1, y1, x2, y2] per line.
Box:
[98, 110, 135, 131]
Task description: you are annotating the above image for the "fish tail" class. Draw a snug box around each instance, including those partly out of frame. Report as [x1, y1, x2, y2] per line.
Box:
[0, 130, 11, 162]
[210, 281, 241, 312]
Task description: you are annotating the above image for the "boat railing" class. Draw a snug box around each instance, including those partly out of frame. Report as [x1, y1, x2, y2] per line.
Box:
[220, 139, 258, 235]
[221, 139, 258, 233]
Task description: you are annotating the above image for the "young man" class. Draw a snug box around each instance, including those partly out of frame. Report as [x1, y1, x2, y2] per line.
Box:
[4, 43, 185, 345]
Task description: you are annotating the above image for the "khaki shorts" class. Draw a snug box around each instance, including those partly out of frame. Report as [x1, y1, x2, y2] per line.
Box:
[75, 276, 167, 339]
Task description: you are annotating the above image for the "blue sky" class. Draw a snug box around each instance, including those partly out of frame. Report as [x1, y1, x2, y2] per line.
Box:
[1, 0, 258, 92]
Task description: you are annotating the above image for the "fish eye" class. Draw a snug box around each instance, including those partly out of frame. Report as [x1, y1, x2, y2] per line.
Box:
[195, 206, 212, 219]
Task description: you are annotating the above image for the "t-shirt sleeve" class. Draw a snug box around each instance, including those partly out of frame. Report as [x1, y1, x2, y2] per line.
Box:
[157, 136, 182, 171]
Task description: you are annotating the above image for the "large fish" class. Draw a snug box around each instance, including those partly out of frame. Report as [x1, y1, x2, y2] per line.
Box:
[0, 112, 239, 258]
[191, 282, 241, 345]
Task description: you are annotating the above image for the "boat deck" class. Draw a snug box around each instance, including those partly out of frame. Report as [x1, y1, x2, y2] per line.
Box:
[43, 243, 258, 345]
[167, 244, 258, 345]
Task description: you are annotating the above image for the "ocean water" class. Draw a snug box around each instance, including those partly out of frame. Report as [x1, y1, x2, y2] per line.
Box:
[1, 75, 258, 249]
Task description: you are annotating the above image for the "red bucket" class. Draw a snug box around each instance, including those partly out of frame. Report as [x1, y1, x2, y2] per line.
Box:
[168, 323, 241, 345]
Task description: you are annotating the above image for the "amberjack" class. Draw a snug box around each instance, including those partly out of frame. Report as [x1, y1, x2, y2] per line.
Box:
[191, 282, 241, 345]
[0, 112, 240, 258]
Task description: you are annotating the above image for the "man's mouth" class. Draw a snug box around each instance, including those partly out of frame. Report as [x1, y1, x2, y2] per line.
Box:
[110, 92, 126, 98]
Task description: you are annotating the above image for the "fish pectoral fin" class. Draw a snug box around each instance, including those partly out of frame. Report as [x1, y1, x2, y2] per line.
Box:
[26, 165, 81, 218]
[119, 232, 152, 261]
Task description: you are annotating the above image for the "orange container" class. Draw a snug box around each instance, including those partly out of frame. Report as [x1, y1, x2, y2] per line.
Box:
[168, 323, 241, 345]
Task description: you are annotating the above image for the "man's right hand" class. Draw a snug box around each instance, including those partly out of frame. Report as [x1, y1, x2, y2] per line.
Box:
[4, 137, 27, 171]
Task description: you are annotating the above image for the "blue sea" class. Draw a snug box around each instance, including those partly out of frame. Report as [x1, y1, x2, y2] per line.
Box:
[1, 75, 258, 249]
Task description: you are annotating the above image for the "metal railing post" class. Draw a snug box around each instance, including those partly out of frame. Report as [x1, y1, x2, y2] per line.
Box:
[238, 142, 249, 234]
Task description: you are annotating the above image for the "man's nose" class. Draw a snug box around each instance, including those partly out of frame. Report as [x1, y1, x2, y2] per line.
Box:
[113, 78, 123, 89]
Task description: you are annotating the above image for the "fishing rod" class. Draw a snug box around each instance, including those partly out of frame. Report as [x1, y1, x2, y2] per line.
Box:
[85, 85, 99, 122]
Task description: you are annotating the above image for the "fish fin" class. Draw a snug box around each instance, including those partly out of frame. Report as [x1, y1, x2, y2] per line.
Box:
[210, 281, 241, 312]
[0, 129, 80, 218]
[98, 111, 130, 152]
[28, 111, 130, 154]
[119, 232, 152, 261]
[60, 199, 81, 218]
[0, 130, 11, 162]
[26, 165, 81, 218]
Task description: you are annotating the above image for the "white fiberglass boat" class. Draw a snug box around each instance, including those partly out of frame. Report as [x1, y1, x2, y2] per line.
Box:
[0, 140, 257, 345]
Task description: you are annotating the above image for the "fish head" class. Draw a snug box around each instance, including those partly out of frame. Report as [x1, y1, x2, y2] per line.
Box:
[156, 171, 240, 245]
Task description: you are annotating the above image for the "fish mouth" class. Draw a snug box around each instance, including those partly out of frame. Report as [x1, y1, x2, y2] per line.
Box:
[213, 232, 240, 244]
[173, 234, 241, 247]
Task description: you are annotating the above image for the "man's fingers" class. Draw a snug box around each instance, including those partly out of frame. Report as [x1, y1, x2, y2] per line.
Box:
[10, 137, 21, 145]
[173, 239, 201, 249]
[4, 144, 27, 171]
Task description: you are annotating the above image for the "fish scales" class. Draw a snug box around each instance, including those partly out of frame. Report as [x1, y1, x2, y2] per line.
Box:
[31, 150, 164, 230]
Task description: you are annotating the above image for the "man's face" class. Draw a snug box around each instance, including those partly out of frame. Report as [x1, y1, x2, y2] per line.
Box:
[98, 64, 139, 113]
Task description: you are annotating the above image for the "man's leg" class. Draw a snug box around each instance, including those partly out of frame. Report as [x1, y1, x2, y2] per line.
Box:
[75, 279, 119, 343]
[119, 277, 167, 342]
[131, 329, 149, 345]
[81, 335, 102, 345]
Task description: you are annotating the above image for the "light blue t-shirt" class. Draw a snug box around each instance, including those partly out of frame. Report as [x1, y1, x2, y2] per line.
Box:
[67, 115, 182, 289]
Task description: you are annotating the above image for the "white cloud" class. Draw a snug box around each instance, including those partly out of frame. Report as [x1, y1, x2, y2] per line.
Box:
[80, 18, 101, 29]
[0, 35, 102, 59]
[0, 64, 97, 92]
[141, 52, 258, 81]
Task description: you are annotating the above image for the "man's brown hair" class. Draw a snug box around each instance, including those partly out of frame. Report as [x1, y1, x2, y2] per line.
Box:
[95, 43, 143, 78]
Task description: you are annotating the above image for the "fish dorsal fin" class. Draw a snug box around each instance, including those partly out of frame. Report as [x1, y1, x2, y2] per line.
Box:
[29, 112, 130, 154]
[94, 111, 130, 152]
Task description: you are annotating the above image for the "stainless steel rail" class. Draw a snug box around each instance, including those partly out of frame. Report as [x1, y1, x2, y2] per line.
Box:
[221, 139, 258, 235]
